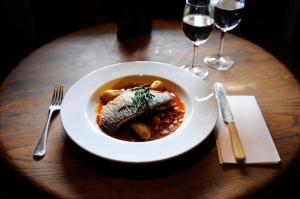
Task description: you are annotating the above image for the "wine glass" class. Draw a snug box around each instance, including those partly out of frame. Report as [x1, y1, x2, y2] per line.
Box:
[204, 0, 245, 70]
[182, 0, 214, 79]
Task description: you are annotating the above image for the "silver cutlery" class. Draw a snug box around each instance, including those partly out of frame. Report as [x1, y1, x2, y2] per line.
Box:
[33, 85, 64, 157]
[214, 82, 245, 161]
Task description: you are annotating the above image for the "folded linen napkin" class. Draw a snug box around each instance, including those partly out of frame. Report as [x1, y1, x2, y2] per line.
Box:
[215, 96, 281, 164]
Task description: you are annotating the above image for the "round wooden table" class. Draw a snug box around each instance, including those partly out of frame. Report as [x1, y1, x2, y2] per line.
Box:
[0, 20, 299, 198]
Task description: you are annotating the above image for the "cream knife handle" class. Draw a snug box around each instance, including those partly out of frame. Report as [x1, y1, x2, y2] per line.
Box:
[228, 122, 245, 161]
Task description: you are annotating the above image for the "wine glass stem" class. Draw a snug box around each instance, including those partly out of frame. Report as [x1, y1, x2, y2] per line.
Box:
[218, 31, 225, 57]
[192, 44, 198, 68]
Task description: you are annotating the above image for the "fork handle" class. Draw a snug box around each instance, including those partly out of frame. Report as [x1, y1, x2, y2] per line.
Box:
[33, 109, 54, 157]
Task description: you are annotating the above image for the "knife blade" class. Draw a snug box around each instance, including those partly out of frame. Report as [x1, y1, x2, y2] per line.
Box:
[214, 82, 245, 162]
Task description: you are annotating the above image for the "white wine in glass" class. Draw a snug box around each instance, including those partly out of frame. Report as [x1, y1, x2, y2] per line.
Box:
[182, 0, 214, 79]
[204, 0, 245, 70]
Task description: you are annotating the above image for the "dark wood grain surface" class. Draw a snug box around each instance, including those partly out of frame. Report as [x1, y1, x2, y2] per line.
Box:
[0, 20, 299, 198]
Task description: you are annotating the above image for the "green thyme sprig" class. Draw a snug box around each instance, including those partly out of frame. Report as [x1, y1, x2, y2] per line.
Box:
[131, 86, 154, 112]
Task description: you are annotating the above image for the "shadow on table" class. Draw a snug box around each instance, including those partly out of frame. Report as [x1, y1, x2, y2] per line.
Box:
[244, 154, 300, 199]
[61, 130, 215, 180]
[117, 34, 152, 60]
[0, 155, 53, 198]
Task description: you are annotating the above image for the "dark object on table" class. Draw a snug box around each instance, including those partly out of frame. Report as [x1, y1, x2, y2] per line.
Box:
[116, 0, 152, 40]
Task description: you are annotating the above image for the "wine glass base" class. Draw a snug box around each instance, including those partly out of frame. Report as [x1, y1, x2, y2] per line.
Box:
[181, 65, 208, 80]
[204, 55, 234, 70]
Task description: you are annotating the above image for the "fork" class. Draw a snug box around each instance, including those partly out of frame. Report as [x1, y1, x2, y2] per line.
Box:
[33, 85, 64, 157]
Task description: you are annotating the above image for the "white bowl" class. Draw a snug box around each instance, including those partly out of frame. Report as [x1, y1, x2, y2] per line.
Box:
[61, 61, 218, 163]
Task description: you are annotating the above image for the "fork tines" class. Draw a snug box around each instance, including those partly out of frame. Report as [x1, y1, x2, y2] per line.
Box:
[51, 85, 64, 105]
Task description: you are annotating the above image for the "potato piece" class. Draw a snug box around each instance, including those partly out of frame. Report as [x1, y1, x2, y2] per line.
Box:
[131, 122, 151, 140]
[100, 90, 121, 102]
[150, 80, 165, 91]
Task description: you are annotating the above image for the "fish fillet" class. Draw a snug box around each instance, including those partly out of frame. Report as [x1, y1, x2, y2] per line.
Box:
[101, 90, 174, 132]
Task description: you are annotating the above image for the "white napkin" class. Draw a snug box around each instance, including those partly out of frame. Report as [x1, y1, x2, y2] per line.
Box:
[215, 96, 281, 164]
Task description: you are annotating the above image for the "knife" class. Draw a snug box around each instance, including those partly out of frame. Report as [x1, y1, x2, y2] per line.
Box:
[214, 82, 245, 162]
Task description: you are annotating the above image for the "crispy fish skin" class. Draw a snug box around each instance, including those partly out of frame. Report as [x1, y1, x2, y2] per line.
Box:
[100, 90, 174, 132]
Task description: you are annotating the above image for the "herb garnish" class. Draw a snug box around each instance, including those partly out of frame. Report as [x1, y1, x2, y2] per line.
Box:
[131, 86, 154, 112]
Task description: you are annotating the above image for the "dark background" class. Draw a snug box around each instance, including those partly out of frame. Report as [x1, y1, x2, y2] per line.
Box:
[1, 0, 299, 198]
[1, 0, 300, 81]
